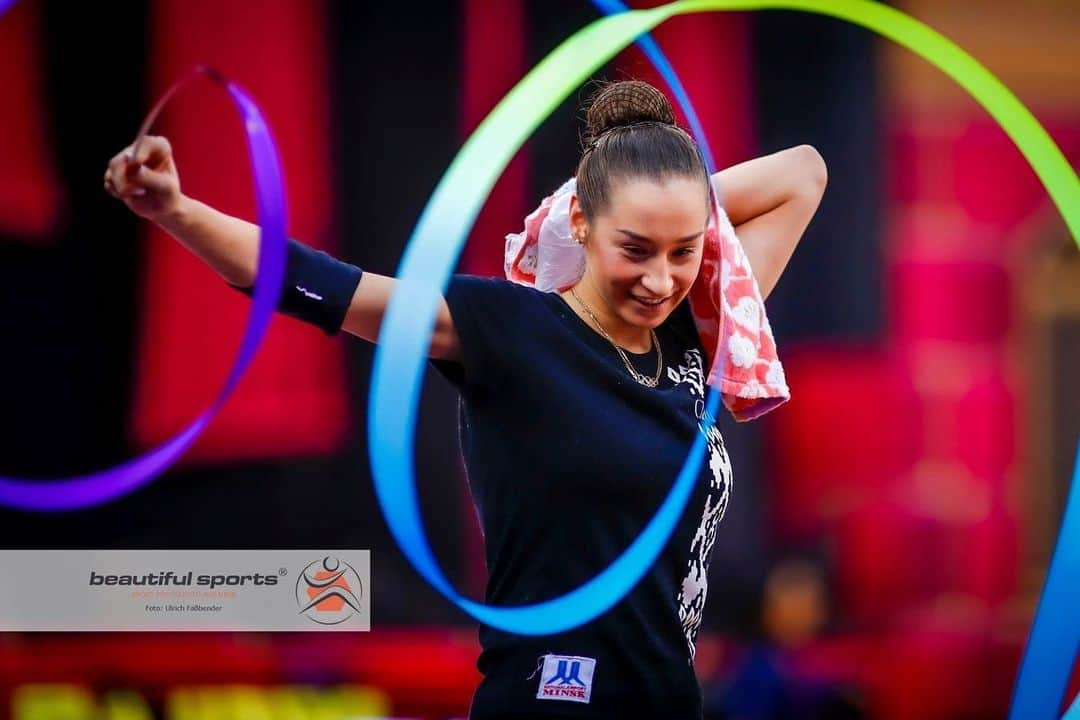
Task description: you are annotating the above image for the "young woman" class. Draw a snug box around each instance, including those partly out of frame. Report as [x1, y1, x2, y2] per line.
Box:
[105, 80, 826, 719]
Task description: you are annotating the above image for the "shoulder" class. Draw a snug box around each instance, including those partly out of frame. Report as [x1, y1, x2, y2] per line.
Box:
[447, 274, 521, 295]
[447, 274, 543, 293]
[444, 275, 549, 314]
[441, 275, 556, 352]
[432, 276, 553, 391]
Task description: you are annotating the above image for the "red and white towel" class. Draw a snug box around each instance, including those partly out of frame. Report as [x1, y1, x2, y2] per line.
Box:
[505, 178, 789, 422]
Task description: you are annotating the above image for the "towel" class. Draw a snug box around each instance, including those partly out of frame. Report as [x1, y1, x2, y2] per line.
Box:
[504, 177, 789, 422]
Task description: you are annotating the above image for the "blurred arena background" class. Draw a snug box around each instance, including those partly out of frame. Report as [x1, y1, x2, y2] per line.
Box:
[0, 0, 1077, 718]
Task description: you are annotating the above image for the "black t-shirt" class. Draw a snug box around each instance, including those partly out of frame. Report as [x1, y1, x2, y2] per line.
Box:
[431, 276, 733, 720]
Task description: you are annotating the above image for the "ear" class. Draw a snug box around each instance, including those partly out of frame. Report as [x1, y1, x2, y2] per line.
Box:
[569, 194, 589, 244]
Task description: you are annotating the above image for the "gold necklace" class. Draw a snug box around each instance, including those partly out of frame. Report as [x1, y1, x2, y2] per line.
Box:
[570, 287, 664, 388]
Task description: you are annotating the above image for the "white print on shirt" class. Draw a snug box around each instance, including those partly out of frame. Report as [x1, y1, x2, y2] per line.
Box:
[666, 348, 733, 662]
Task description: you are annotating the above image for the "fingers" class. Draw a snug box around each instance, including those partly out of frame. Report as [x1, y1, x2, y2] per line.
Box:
[105, 145, 138, 198]
[103, 135, 178, 203]
[131, 135, 172, 171]
[128, 163, 174, 194]
[105, 168, 145, 200]
[104, 140, 153, 199]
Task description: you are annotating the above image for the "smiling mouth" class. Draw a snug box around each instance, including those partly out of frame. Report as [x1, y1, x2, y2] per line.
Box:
[631, 295, 670, 307]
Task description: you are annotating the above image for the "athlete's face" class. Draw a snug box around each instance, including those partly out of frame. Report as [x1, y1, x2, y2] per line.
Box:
[571, 175, 708, 331]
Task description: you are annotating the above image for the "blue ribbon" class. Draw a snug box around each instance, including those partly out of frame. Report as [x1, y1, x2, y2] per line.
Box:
[367, 8, 721, 636]
[1009, 439, 1080, 720]
[1065, 690, 1080, 720]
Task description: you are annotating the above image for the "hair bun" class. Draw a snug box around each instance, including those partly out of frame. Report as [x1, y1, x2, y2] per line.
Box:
[584, 80, 676, 146]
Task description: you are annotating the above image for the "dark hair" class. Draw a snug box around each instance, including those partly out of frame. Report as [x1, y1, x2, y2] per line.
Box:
[576, 80, 709, 220]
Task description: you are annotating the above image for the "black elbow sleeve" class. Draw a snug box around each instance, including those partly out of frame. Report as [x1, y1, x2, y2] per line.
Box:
[228, 238, 363, 336]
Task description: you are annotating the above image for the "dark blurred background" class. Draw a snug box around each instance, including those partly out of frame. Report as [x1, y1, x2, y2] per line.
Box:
[0, 0, 1077, 718]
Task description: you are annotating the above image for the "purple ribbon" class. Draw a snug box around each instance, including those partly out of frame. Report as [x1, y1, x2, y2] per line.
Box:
[0, 67, 287, 511]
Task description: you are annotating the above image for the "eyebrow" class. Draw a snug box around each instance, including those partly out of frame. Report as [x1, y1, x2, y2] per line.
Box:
[616, 229, 702, 245]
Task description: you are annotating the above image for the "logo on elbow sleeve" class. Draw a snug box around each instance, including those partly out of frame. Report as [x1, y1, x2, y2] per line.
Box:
[536, 654, 595, 703]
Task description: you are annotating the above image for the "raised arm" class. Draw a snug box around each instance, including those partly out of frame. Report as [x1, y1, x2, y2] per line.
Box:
[104, 136, 461, 360]
[711, 144, 828, 300]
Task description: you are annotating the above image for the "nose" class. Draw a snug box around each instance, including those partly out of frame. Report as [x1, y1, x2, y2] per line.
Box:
[640, 258, 675, 298]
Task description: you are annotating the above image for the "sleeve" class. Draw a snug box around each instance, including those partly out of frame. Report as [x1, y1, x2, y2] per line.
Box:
[429, 274, 524, 393]
[228, 238, 363, 336]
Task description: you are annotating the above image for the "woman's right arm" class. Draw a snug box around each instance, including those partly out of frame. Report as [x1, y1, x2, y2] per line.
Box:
[105, 136, 461, 360]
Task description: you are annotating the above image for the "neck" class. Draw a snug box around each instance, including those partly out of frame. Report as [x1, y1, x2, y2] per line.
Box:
[566, 280, 652, 353]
